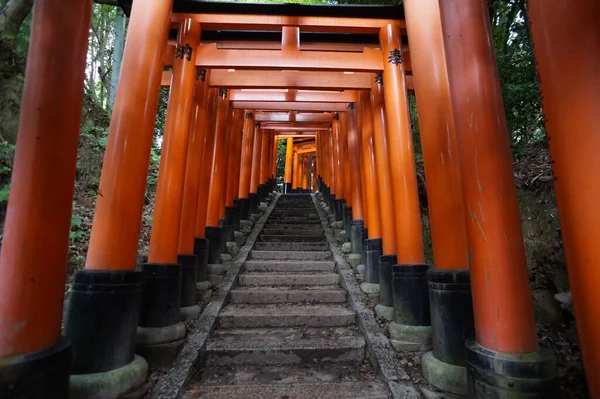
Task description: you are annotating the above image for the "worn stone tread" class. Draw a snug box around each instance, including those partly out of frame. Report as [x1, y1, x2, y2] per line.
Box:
[254, 242, 329, 251]
[229, 286, 347, 304]
[182, 381, 388, 398]
[238, 272, 340, 286]
[243, 260, 335, 272]
[219, 304, 355, 328]
[204, 327, 365, 366]
[250, 250, 332, 260]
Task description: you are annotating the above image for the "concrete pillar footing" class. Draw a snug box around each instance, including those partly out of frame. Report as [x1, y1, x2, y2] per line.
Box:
[179, 304, 201, 322]
[421, 351, 467, 396]
[388, 321, 432, 352]
[69, 355, 148, 399]
[135, 323, 186, 369]
[374, 304, 394, 320]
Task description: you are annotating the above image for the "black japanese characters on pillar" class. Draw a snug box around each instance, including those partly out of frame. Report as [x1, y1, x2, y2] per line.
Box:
[175, 43, 193, 61]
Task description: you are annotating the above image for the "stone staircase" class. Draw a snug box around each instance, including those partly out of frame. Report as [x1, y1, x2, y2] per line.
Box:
[183, 194, 388, 398]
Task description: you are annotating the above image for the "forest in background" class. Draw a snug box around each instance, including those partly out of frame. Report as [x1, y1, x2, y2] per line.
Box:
[0, 0, 588, 396]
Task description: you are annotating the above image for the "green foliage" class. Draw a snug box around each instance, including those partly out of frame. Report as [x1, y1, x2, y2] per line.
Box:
[69, 215, 89, 243]
[0, 185, 9, 203]
[276, 139, 287, 191]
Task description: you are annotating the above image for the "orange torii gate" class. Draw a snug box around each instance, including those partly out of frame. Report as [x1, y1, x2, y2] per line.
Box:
[3, 0, 600, 398]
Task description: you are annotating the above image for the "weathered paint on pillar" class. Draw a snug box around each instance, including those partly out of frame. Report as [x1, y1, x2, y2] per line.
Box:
[194, 89, 219, 238]
[205, 90, 230, 228]
[178, 70, 209, 254]
[0, 0, 92, 356]
[529, 0, 600, 388]
[149, 20, 201, 264]
[226, 110, 244, 207]
[346, 104, 364, 221]
[359, 91, 382, 239]
[379, 22, 424, 264]
[404, 0, 468, 270]
[238, 111, 255, 200]
[440, 0, 538, 353]
[284, 138, 294, 191]
[249, 124, 263, 195]
[371, 75, 397, 255]
[86, 0, 174, 270]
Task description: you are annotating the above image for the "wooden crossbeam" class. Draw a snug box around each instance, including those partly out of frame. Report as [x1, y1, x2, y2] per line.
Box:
[160, 70, 414, 91]
[171, 13, 405, 34]
[232, 101, 347, 112]
[255, 112, 333, 123]
[229, 90, 357, 103]
[263, 126, 330, 131]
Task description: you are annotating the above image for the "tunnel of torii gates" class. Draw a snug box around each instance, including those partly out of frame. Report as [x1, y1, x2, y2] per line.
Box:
[0, 0, 598, 398]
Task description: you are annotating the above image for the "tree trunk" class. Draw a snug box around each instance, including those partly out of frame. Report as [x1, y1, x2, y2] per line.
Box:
[109, 9, 126, 109]
[0, 0, 33, 43]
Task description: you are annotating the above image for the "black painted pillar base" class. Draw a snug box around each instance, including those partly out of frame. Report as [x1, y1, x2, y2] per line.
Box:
[218, 219, 228, 253]
[361, 227, 369, 261]
[379, 254, 397, 307]
[138, 263, 182, 328]
[364, 238, 382, 284]
[428, 269, 474, 366]
[177, 254, 198, 307]
[233, 199, 242, 232]
[205, 226, 222, 264]
[350, 219, 364, 254]
[248, 193, 259, 215]
[0, 337, 71, 398]
[225, 207, 236, 241]
[334, 199, 344, 221]
[193, 238, 209, 282]
[66, 269, 143, 374]
[466, 340, 558, 398]
[239, 198, 250, 220]
[392, 264, 431, 326]
[343, 206, 352, 233]
[257, 184, 265, 202]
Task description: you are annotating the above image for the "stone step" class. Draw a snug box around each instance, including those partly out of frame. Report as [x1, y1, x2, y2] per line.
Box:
[229, 286, 346, 304]
[259, 234, 325, 242]
[244, 260, 335, 273]
[269, 211, 317, 215]
[267, 220, 321, 225]
[218, 304, 355, 328]
[238, 272, 339, 287]
[203, 327, 365, 366]
[250, 250, 331, 261]
[254, 242, 329, 251]
[261, 228, 324, 236]
[183, 381, 388, 399]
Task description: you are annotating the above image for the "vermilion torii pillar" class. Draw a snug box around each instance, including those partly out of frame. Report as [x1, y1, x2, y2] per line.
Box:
[346, 103, 365, 256]
[339, 112, 352, 233]
[292, 150, 300, 193]
[404, 0, 473, 394]
[358, 91, 383, 292]
[194, 89, 219, 241]
[205, 90, 230, 265]
[0, 0, 92, 394]
[225, 109, 244, 235]
[248, 123, 263, 213]
[259, 129, 271, 200]
[301, 152, 310, 192]
[331, 114, 344, 221]
[441, 0, 558, 396]
[238, 111, 255, 220]
[528, 1, 599, 395]
[179, 71, 211, 293]
[284, 138, 294, 193]
[147, 20, 201, 326]
[69, 0, 177, 387]
[371, 73, 398, 321]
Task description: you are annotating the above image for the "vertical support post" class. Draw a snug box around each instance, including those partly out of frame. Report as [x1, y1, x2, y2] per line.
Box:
[219, 108, 238, 243]
[440, 0, 557, 395]
[249, 124, 262, 213]
[194, 89, 219, 240]
[332, 114, 344, 221]
[347, 103, 365, 256]
[179, 70, 210, 291]
[379, 22, 424, 264]
[292, 150, 299, 193]
[328, 123, 337, 210]
[403, 0, 473, 393]
[271, 134, 279, 192]
[259, 129, 271, 202]
[340, 113, 352, 233]
[225, 109, 244, 235]
[312, 154, 318, 193]
[149, 20, 201, 264]
[205, 90, 230, 265]
[0, 0, 92, 394]
[284, 138, 294, 193]
[359, 91, 383, 290]
[302, 153, 309, 191]
[371, 74, 397, 319]
[238, 111, 255, 220]
[528, 0, 599, 395]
